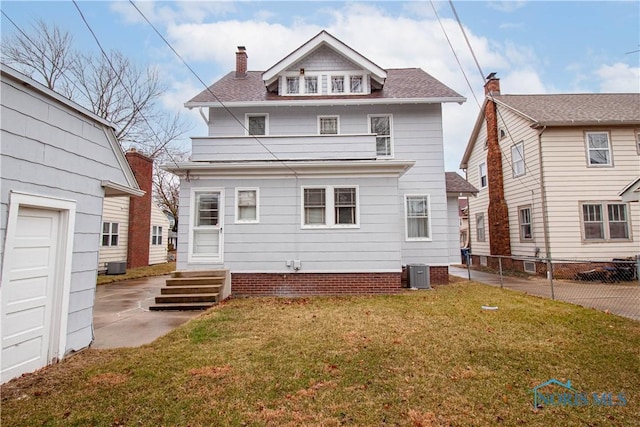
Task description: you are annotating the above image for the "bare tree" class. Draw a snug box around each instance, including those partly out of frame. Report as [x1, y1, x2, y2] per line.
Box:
[153, 166, 180, 232]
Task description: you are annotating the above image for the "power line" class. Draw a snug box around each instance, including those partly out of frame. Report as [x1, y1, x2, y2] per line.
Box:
[127, 0, 299, 177]
[448, 0, 485, 81]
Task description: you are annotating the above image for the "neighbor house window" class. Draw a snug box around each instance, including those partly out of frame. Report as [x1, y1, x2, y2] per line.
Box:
[585, 131, 612, 166]
[476, 213, 486, 242]
[286, 76, 299, 94]
[305, 76, 318, 94]
[369, 114, 392, 157]
[236, 188, 258, 223]
[405, 195, 431, 240]
[152, 226, 163, 245]
[518, 206, 532, 241]
[318, 116, 339, 135]
[246, 114, 268, 136]
[302, 186, 358, 227]
[581, 202, 630, 241]
[479, 162, 487, 189]
[102, 222, 119, 246]
[331, 76, 344, 93]
[512, 142, 525, 177]
[636, 131, 640, 154]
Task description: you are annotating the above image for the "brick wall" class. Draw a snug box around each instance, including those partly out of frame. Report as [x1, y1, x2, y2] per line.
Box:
[125, 149, 153, 269]
[231, 273, 402, 297]
[429, 266, 449, 285]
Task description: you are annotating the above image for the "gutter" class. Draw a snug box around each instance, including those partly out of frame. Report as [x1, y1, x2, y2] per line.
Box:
[185, 96, 467, 109]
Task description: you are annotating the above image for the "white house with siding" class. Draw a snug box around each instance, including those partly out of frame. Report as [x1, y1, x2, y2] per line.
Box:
[0, 64, 143, 383]
[166, 31, 465, 295]
[460, 75, 640, 266]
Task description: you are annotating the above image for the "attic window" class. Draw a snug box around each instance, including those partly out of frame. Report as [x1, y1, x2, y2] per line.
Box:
[286, 77, 299, 94]
[331, 76, 345, 93]
[350, 76, 363, 93]
[305, 76, 318, 94]
[500, 128, 506, 139]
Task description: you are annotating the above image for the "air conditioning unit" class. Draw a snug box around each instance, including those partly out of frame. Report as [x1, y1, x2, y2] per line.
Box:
[408, 264, 431, 289]
[106, 261, 126, 275]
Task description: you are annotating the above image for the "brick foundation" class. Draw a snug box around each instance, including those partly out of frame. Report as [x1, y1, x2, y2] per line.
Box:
[430, 266, 449, 285]
[231, 273, 402, 297]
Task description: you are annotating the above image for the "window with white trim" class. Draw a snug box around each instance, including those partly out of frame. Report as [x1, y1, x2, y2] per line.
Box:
[478, 162, 487, 189]
[585, 131, 612, 166]
[318, 116, 339, 135]
[350, 76, 363, 93]
[405, 195, 431, 240]
[302, 186, 358, 228]
[331, 75, 345, 93]
[286, 76, 299, 94]
[305, 76, 318, 94]
[246, 114, 268, 136]
[152, 226, 163, 245]
[581, 202, 630, 241]
[518, 206, 532, 241]
[476, 213, 486, 242]
[102, 222, 119, 246]
[636, 131, 640, 154]
[512, 142, 525, 177]
[369, 114, 392, 157]
[236, 188, 258, 223]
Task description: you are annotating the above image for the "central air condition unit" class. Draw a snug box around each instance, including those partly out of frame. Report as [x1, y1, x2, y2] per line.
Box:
[408, 264, 430, 289]
[106, 261, 127, 275]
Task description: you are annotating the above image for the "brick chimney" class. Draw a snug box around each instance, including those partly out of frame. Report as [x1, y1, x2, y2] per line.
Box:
[125, 149, 153, 268]
[483, 73, 511, 256]
[235, 46, 247, 78]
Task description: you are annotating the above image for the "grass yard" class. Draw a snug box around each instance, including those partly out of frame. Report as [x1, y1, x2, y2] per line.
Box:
[2, 281, 639, 426]
[97, 262, 176, 285]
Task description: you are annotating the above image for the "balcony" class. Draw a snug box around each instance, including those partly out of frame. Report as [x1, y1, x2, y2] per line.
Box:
[191, 133, 378, 162]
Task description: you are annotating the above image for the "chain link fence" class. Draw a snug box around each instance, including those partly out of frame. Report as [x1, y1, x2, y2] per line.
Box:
[457, 252, 640, 321]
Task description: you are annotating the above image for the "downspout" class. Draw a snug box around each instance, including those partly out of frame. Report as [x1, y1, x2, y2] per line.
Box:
[536, 125, 551, 259]
[198, 107, 210, 125]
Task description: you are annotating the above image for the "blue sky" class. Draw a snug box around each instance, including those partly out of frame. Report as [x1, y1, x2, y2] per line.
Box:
[2, 1, 639, 171]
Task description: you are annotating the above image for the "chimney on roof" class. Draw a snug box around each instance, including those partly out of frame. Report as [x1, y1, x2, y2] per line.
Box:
[484, 72, 500, 96]
[236, 46, 247, 78]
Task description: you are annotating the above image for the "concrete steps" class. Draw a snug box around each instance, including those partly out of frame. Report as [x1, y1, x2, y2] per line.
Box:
[149, 270, 229, 311]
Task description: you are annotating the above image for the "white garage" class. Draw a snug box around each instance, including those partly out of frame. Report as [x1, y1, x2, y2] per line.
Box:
[0, 64, 142, 383]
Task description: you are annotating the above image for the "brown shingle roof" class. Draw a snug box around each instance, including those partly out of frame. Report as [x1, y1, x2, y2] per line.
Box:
[445, 172, 478, 195]
[186, 68, 463, 105]
[493, 94, 640, 126]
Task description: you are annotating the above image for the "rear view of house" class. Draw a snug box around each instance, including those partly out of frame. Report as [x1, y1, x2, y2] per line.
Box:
[0, 65, 142, 383]
[166, 31, 466, 295]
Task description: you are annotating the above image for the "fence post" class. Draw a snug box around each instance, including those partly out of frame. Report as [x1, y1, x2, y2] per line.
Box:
[466, 252, 471, 281]
[547, 258, 555, 300]
[498, 257, 504, 289]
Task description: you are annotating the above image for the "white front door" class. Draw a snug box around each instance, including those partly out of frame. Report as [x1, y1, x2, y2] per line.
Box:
[1, 207, 62, 382]
[190, 190, 224, 263]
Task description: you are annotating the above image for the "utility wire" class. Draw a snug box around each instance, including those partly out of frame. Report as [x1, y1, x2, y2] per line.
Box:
[127, 0, 299, 177]
[72, 0, 182, 169]
[449, 0, 485, 81]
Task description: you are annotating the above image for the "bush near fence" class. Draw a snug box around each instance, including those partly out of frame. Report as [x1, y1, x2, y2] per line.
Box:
[466, 254, 638, 284]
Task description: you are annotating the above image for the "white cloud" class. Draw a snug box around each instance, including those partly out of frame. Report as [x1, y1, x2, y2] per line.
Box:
[500, 69, 549, 94]
[487, 1, 527, 13]
[595, 63, 640, 93]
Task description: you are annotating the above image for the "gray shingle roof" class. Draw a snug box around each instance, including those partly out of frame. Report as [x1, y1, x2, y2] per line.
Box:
[186, 68, 463, 105]
[493, 94, 640, 126]
[445, 172, 478, 195]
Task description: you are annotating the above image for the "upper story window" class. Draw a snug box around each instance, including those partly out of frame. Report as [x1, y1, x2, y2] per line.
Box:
[350, 76, 363, 93]
[479, 162, 487, 189]
[331, 76, 345, 93]
[369, 114, 392, 157]
[246, 114, 268, 136]
[585, 131, 612, 166]
[512, 142, 525, 177]
[305, 76, 318, 94]
[318, 116, 339, 135]
[286, 77, 299, 94]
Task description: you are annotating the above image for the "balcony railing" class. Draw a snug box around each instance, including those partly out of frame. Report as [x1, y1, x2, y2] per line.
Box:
[191, 133, 378, 162]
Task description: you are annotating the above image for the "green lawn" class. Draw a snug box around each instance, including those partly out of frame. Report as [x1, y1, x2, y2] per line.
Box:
[2, 281, 639, 426]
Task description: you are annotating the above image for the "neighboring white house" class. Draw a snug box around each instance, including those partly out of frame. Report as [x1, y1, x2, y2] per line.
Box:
[460, 74, 640, 266]
[165, 31, 466, 295]
[0, 64, 143, 383]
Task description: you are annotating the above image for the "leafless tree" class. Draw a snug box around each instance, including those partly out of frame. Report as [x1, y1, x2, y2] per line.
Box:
[153, 166, 180, 232]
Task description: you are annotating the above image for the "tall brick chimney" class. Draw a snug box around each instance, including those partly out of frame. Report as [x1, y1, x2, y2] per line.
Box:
[483, 73, 511, 256]
[125, 149, 153, 268]
[235, 46, 247, 78]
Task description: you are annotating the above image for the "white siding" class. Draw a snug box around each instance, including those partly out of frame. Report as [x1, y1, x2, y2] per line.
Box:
[98, 197, 129, 270]
[447, 196, 462, 264]
[149, 204, 170, 265]
[1, 72, 133, 356]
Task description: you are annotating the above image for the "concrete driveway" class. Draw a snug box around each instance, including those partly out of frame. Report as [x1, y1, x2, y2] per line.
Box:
[92, 275, 204, 349]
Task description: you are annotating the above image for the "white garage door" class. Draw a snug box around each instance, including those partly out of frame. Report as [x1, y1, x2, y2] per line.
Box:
[1, 207, 62, 382]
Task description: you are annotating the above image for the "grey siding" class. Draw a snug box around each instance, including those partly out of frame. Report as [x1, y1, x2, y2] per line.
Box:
[1, 73, 133, 354]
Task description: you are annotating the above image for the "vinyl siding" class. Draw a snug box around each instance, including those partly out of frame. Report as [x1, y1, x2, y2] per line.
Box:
[465, 119, 490, 255]
[1, 73, 132, 354]
[98, 197, 129, 269]
[149, 204, 170, 265]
